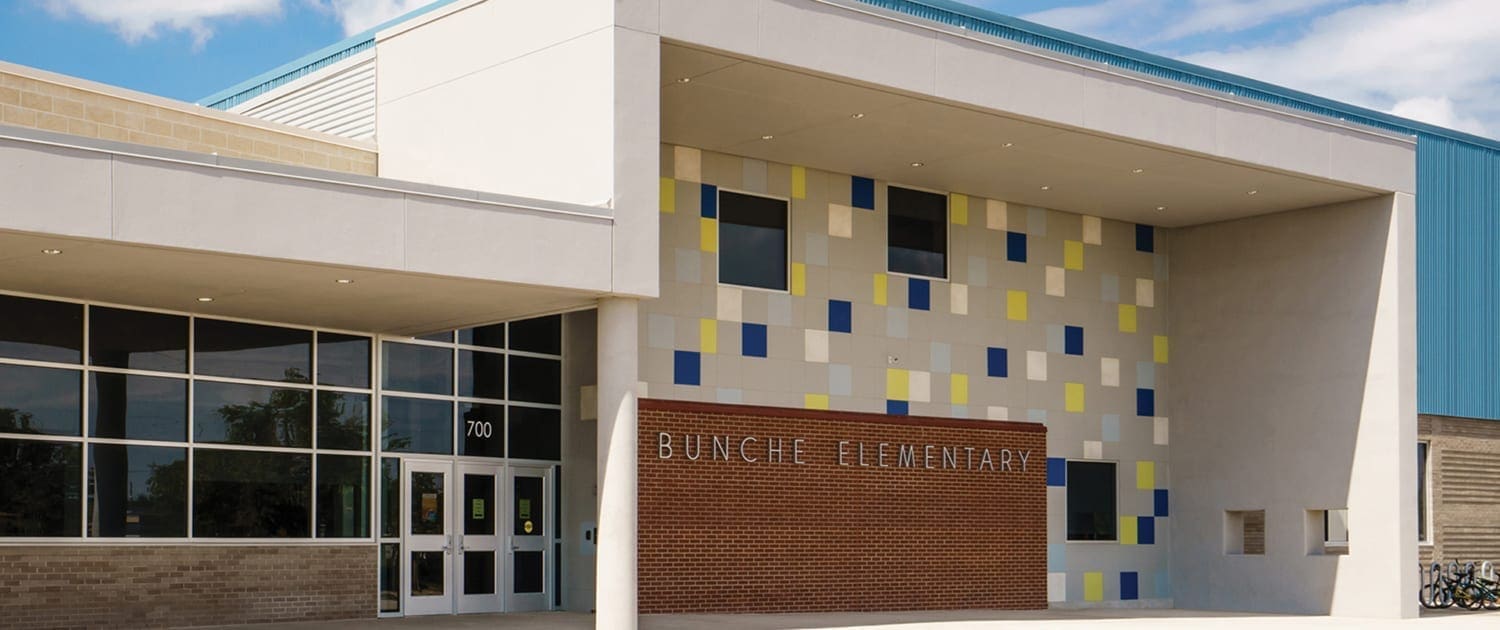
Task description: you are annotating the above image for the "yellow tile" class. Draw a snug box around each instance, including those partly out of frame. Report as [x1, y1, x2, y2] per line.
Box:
[791, 165, 807, 199]
[951, 193, 969, 225]
[1064, 240, 1084, 271]
[886, 368, 909, 401]
[699, 318, 717, 354]
[791, 263, 807, 296]
[804, 393, 830, 410]
[659, 177, 675, 213]
[951, 373, 969, 405]
[1007, 290, 1028, 321]
[1084, 572, 1104, 601]
[1065, 382, 1085, 413]
[1118, 304, 1137, 333]
[1154, 336, 1170, 364]
[873, 273, 888, 306]
[1137, 460, 1155, 490]
[1120, 517, 1138, 545]
[700, 217, 717, 252]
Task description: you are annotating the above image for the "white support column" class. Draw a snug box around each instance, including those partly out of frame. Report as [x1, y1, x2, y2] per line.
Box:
[596, 297, 639, 629]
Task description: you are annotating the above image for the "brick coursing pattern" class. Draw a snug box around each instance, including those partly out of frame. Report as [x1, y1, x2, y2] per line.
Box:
[1420, 414, 1500, 568]
[638, 399, 1048, 613]
[0, 545, 374, 629]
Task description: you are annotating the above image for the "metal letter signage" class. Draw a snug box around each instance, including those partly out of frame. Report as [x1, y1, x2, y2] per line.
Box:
[653, 431, 1032, 474]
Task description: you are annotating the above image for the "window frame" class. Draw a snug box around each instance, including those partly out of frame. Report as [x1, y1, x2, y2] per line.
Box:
[1064, 458, 1119, 543]
[884, 182, 952, 281]
[715, 187, 792, 294]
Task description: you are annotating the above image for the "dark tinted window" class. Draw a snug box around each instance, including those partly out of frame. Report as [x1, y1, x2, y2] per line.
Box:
[888, 186, 947, 278]
[457, 324, 505, 349]
[382, 396, 453, 455]
[508, 406, 560, 461]
[380, 543, 401, 613]
[87, 444, 187, 537]
[507, 316, 560, 355]
[317, 454, 370, 538]
[89, 373, 187, 442]
[195, 319, 312, 383]
[89, 306, 187, 372]
[1066, 461, 1117, 541]
[719, 191, 788, 291]
[193, 381, 312, 448]
[381, 458, 400, 538]
[382, 342, 453, 395]
[0, 294, 82, 364]
[317, 333, 371, 388]
[317, 391, 370, 451]
[459, 402, 504, 458]
[0, 364, 81, 436]
[1418, 442, 1429, 542]
[193, 449, 310, 538]
[458, 350, 505, 400]
[508, 356, 561, 405]
[0, 438, 81, 536]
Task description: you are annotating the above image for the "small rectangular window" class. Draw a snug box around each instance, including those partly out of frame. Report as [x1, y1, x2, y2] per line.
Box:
[0, 364, 81, 436]
[382, 342, 453, 396]
[0, 438, 81, 537]
[89, 372, 187, 442]
[317, 332, 371, 388]
[887, 186, 948, 279]
[508, 406, 561, 461]
[1226, 509, 1266, 555]
[89, 306, 187, 372]
[508, 356, 561, 405]
[88, 444, 187, 537]
[192, 448, 311, 538]
[381, 396, 454, 455]
[316, 454, 370, 538]
[380, 458, 400, 539]
[1066, 460, 1117, 541]
[1418, 441, 1429, 543]
[0, 294, 82, 364]
[316, 391, 370, 452]
[193, 381, 312, 448]
[194, 319, 312, 384]
[718, 190, 789, 291]
[458, 350, 506, 400]
[507, 316, 560, 355]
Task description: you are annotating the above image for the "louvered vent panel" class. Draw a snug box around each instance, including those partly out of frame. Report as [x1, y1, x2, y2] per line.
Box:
[1441, 450, 1500, 504]
[234, 55, 376, 142]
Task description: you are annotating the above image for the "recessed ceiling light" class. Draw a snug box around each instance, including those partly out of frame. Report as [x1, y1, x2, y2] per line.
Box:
[1248, 189, 1259, 195]
[335, 279, 354, 284]
[41, 248, 62, 255]
[851, 113, 866, 119]
[910, 162, 924, 167]
[1040, 185, 1051, 191]
[1003, 142, 1015, 148]
[676, 77, 691, 83]
[1132, 168, 1145, 174]
[1156, 206, 1167, 211]
[761, 134, 774, 140]
[197, 297, 214, 303]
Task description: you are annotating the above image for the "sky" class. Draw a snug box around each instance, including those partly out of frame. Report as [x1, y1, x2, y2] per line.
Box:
[0, 0, 1496, 138]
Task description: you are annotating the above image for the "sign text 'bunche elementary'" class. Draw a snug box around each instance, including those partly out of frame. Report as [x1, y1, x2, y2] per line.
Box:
[656, 432, 1031, 473]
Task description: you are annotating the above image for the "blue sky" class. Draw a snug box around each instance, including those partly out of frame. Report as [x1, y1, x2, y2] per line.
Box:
[1, 1, 1497, 137]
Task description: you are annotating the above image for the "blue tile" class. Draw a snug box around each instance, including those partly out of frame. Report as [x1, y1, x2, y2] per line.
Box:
[1138, 516, 1156, 545]
[987, 347, 1008, 378]
[1137, 388, 1155, 416]
[701, 184, 717, 219]
[1121, 572, 1139, 600]
[1064, 325, 1084, 356]
[673, 351, 700, 386]
[1155, 489, 1169, 517]
[886, 400, 909, 415]
[852, 176, 875, 210]
[741, 323, 768, 358]
[1136, 224, 1155, 252]
[908, 278, 931, 310]
[1155, 571, 1171, 597]
[828, 300, 852, 334]
[1047, 543, 1066, 572]
[1102, 414, 1121, 442]
[1047, 457, 1066, 486]
[1006, 231, 1028, 263]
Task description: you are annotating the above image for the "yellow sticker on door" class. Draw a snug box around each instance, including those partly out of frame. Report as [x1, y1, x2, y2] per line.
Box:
[519, 498, 531, 520]
[524, 520, 534, 534]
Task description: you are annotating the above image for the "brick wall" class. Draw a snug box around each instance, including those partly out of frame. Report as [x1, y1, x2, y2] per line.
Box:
[638, 399, 1048, 613]
[1420, 414, 1500, 567]
[0, 64, 377, 175]
[0, 545, 374, 629]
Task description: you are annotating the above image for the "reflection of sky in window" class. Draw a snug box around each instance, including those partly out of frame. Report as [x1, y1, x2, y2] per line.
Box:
[889, 247, 945, 279]
[89, 374, 186, 441]
[721, 224, 787, 290]
[194, 320, 311, 384]
[121, 447, 185, 503]
[0, 364, 79, 435]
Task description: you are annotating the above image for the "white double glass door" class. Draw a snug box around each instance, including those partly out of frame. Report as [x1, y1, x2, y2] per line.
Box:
[402, 460, 552, 616]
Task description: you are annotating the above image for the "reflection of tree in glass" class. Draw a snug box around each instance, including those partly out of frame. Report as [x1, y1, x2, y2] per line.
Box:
[318, 390, 368, 451]
[212, 368, 311, 448]
[141, 457, 187, 536]
[194, 449, 310, 538]
[0, 408, 38, 434]
[0, 429, 80, 536]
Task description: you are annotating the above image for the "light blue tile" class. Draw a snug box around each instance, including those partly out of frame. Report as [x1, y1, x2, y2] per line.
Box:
[716, 388, 742, 403]
[829, 364, 852, 396]
[1029, 408, 1048, 422]
[1137, 361, 1156, 388]
[1047, 324, 1065, 354]
[1102, 414, 1121, 442]
[674, 248, 700, 284]
[1155, 570, 1171, 597]
[742, 158, 768, 192]
[951, 405, 967, 418]
[806, 233, 829, 267]
[887, 307, 908, 338]
[767, 293, 792, 327]
[968, 256, 988, 287]
[1028, 207, 1048, 236]
[1155, 253, 1169, 281]
[648, 314, 674, 350]
[931, 342, 952, 374]
[1102, 274, 1119, 303]
[1048, 543, 1066, 572]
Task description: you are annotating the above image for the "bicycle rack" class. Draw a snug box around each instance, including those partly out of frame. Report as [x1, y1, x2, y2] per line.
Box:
[1421, 559, 1500, 610]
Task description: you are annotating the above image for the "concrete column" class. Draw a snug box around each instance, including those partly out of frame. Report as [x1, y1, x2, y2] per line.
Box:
[596, 297, 638, 629]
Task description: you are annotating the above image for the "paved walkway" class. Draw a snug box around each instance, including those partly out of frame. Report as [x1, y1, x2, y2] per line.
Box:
[200, 608, 1500, 630]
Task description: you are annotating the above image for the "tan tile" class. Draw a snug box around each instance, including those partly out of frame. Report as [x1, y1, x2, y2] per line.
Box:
[171, 123, 200, 142]
[201, 129, 228, 148]
[66, 118, 98, 137]
[97, 125, 129, 142]
[36, 112, 68, 133]
[252, 140, 279, 159]
[0, 86, 20, 106]
[142, 116, 172, 136]
[226, 134, 254, 153]
[84, 105, 114, 125]
[2, 104, 37, 126]
[52, 97, 84, 119]
[19, 91, 51, 112]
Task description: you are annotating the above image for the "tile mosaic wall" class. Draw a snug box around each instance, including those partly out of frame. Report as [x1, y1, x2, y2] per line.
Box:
[644, 144, 1171, 605]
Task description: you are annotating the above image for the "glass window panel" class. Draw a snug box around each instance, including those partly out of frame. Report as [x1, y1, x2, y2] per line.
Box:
[192, 449, 311, 538]
[507, 407, 560, 461]
[0, 364, 81, 436]
[464, 551, 496, 595]
[887, 186, 948, 279]
[380, 543, 401, 613]
[508, 356, 561, 405]
[381, 458, 400, 539]
[0, 438, 81, 537]
[457, 350, 505, 400]
[87, 444, 187, 537]
[381, 396, 453, 455]
[89, 373, 187, 442]
[88, 306, 187, 372]
[457, 324, 505, 349]
[382, 342, 453, 395]
[410, 471, 445, 536]
[464, 473, 495, 536]
[194, 319, 312, 384]
[415, 331, 452, 343]
[718, 192, 788, 291]
[411, 551, 445, 596]
[316, 391, 370, 452]
[193, 381, 312, 448]
[459, 403, 504, 458]
[316, 454, 370, 538]
[513, 551, 543, 594]
[1066, 460, 1117, 541]
[0, 294, 82, 364]
[513, 475, 543, 537]
[317, 333, 371, 388]
[507, 316, 561, 355]
[1418, 442, 1429, 542]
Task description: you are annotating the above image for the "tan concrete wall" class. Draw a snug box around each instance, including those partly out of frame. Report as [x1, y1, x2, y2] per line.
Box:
[0, 62, 376, 175]
[1420, 414, 1500, 567]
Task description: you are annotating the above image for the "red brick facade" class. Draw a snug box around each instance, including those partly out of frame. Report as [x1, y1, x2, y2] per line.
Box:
[638, 399, 1048, 613]
[0, 545, 373, 629]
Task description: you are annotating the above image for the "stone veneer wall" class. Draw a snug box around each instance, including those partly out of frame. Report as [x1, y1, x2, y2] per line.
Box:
[643, 144, 1172, 605]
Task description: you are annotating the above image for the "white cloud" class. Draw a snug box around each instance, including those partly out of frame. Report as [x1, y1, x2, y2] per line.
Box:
[43, 0, 282, 47]
[309, 0, 434, 36]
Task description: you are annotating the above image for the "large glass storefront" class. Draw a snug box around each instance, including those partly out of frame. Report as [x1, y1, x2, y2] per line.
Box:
[0, 291, 564, 617]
